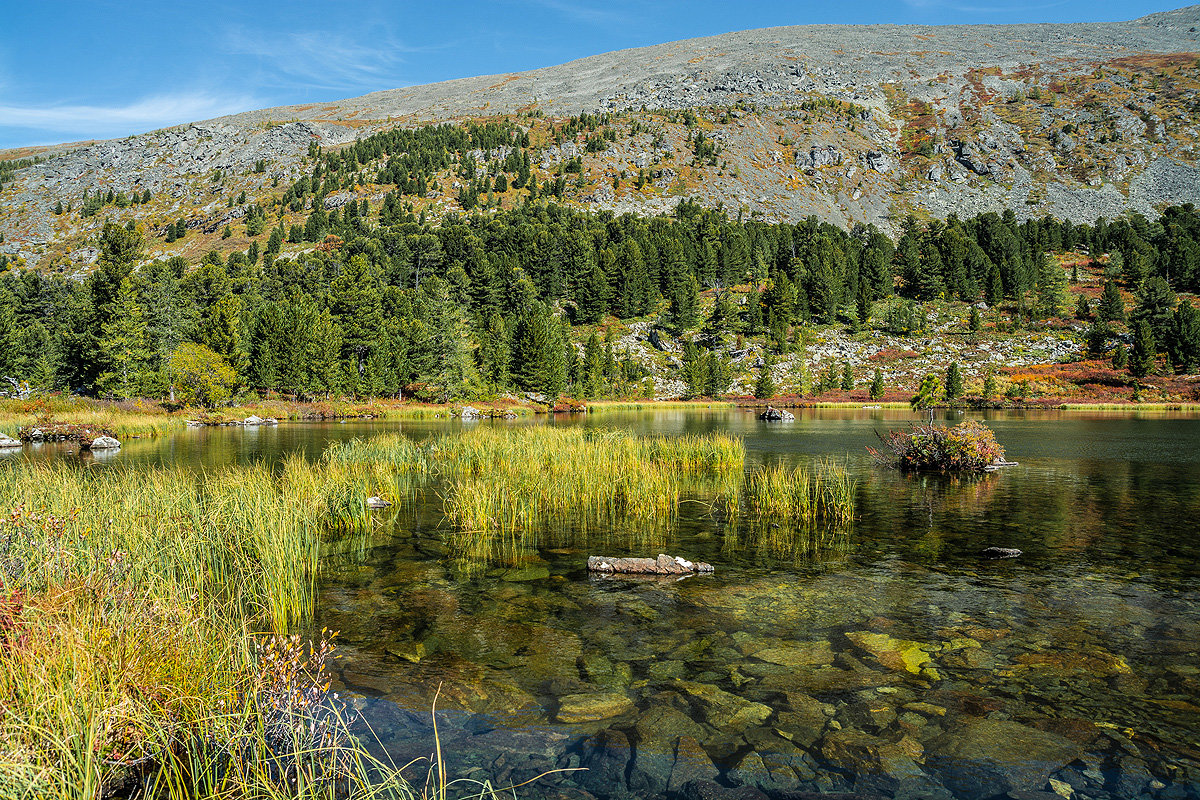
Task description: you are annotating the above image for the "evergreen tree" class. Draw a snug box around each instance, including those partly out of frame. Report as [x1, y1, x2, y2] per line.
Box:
[1035, 254, 1068, 317]
[754, 354, 775, 399]
[968, 305, 981, 332]
[981, 371, 997, 401]
[331, 255, 384, 382]
[95, 279, 153, 399]
[945, 361, 963, 401]
[840, 362, 854, 391]
[1168, 302, 1200, 374]
[1111, 342, 1129, 370]
[910, 373, 942, 421]
[1097, 280, 1125, 322]
[1132, 276, 1176, 345]
[1130, 320, 1156, 378]
[1074, 294, 1091, 320]
[1086, 321, 1111, 358]
[307, 309, 344, 398]
[477, 313, 511, 390]
[869, 368, 885, 400]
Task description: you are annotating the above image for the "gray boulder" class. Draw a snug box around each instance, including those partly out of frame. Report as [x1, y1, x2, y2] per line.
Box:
[87, 435, 121, 450]
[0, 434, 22, 449]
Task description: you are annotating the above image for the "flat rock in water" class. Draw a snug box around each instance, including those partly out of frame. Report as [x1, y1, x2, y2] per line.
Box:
[366, 496, 391, 509]
[86, 435, 121, 450]
[0, 434, 22, 448]
[588, 554, 714, 575]
[556, 691, 635, 723]
[759, 407, 796, 421]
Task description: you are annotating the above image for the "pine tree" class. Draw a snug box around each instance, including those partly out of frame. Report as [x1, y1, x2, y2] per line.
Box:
[1086, 321, 1111, 358]
[968, 305, 981, 332]
[840, 362, 854, 391]
[1133, 276, 1176, 345]
[1097, 280, 1125, 322]
[1168, 302, 1200, 374]
[1074, 294, 1091, 320]
[910, 373, 942, 420]
[945, 361, 963, 401]
[982, 371, 997, 401]
[1130, 320, 1156, 378]
[331, 255, 384, 382]
[1035, 254, 1068, 317]
[869, 368, 885, 400]
[95, 279, 153, 399]
[307, 309, 343, 398]
[754, 354, 775, 399]
[477, 313, 511, 390]
[1111, 342, 1128, 370]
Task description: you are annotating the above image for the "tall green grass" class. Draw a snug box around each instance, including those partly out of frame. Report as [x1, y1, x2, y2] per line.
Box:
[746, 458, 857, 526]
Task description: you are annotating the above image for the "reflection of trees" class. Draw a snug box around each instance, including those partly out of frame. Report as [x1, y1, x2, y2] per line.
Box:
[858, 458, 1200, 580]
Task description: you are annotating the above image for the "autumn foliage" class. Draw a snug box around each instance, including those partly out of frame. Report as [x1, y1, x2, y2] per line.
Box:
[868, 419, 1006, 472]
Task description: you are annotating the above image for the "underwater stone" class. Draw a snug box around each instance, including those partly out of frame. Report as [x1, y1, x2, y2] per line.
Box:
[845, 630, 935, 675]
[556, 691, 635, 723]
[927, 718, 1083, 800]
[672, 680, 773, 729]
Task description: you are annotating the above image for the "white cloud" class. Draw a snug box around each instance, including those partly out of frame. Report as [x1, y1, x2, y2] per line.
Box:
[522, 0, 630, 26]
[222, 26, 421, 93]
[0, 92, 259, 137]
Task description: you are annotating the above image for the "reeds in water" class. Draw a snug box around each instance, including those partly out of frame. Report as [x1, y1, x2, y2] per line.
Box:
[438, 427, 744, 533]
[746, 458, 857, 526]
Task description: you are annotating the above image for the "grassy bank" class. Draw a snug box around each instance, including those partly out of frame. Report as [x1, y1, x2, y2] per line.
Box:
[0, 425, 854, 797]
[0, 459, 423, 798]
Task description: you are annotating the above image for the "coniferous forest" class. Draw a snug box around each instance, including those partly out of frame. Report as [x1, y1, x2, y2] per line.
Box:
[2, 121, 1199, 406]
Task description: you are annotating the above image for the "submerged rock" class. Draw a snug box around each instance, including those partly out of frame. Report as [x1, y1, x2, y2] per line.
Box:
[366, 496, 391, 509]
[845, 631, 935, 675]
[556, 691, 634, 723]
[927, 718, 1083, 800]
[672, 679, 772, 729]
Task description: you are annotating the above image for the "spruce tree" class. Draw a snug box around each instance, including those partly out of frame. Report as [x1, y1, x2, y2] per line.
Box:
[840, 362, 854, 391]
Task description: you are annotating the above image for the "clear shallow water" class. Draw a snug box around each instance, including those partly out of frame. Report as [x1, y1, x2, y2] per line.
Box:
[25, 410, 1200, 800]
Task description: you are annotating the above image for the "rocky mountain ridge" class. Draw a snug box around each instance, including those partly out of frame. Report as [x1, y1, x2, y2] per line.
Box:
[2, 7, 1200, 269]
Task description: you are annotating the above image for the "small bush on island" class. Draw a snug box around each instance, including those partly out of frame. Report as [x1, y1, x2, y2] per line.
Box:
[867, 419, 1006, 472]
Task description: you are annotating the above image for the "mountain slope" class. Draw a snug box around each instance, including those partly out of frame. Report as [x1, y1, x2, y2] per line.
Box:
[2, 8, 1200, 269]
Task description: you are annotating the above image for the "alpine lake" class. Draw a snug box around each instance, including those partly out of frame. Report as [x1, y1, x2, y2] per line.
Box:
[18, 408, 1200, 800]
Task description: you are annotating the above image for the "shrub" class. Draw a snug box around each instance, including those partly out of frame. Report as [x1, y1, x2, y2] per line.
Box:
[867, 419, 1005, 472]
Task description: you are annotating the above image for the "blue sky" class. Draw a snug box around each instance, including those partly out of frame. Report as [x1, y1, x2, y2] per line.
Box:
[0, 0, 1185, 149]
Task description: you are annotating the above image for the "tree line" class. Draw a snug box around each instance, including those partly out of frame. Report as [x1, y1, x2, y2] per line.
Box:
[1, 187, 1198, 404]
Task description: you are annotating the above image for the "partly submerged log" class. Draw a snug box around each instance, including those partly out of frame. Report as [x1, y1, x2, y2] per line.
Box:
[587, 554, 714, 575]
[984, 460, 1019, 472]
[981, 546, 1022, 559]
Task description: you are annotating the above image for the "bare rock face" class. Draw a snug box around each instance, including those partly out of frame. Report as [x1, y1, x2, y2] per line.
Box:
[3, 8, 1200, 263]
